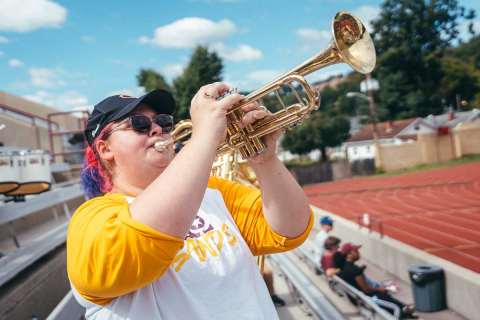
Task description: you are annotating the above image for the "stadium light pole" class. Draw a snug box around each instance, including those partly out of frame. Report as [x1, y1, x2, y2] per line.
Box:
[346, 73, 382, 168]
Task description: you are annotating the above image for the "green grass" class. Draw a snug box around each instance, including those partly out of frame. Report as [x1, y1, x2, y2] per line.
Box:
[368, 154, 480, 178]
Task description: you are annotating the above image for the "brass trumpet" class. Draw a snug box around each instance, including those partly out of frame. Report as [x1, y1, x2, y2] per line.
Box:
[155, 11, 376, 158]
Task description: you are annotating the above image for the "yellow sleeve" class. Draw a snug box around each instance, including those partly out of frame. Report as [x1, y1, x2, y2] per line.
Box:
[67, 193, 184, 306]
[208, 176, 313, 256]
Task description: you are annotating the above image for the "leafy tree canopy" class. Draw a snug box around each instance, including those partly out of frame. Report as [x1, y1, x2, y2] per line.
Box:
[173, 46, 223, 120]
[135, 46, 223, 121]
[136, 68, 171, 93]
[371, 0, 477, 118]
[372, 0, 475, 56]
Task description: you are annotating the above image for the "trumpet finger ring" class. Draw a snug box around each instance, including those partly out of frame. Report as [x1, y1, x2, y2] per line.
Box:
[204, 92, 216, 100]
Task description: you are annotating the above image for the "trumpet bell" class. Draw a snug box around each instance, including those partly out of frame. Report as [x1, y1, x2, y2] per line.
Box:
[332, 11, 376, 74]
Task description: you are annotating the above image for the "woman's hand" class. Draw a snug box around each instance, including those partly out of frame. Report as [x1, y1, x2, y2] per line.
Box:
[237, 102, 282, 165]
[189, 83, 244, 147]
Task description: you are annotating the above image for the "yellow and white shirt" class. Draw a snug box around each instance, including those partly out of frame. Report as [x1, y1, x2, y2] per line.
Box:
[67, 176, 313, 319]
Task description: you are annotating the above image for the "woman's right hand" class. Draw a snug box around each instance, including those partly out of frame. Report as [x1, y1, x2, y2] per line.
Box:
[189, 82, 245, 147]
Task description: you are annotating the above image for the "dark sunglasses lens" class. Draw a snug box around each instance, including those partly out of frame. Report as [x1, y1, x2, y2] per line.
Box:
[154, 115, 174, 133]
[130, 116, 151, 133]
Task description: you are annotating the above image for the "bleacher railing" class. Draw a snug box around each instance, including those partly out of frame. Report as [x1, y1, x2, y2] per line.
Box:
[46, 291, 84, 320]
[294, 246, 396, 320]
[269, 254, 345, 320]
[357, 214, 384, 238]
[47, 110, 89, 163]
[0, 103, 60, 129]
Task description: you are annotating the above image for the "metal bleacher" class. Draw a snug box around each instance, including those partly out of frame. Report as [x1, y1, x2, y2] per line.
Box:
[46, 291, 85, 320]
[269, 253, 345, 320]
[0, 164, 85, 287]
[294, 246, 397, 320]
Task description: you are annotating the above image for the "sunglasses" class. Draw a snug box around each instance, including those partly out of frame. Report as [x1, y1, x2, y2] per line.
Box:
[103, 114, 174, 138]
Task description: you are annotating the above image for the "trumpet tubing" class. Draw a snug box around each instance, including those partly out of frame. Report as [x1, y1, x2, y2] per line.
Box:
[155, 119, 192, 152]
[155, 11, 375, 157]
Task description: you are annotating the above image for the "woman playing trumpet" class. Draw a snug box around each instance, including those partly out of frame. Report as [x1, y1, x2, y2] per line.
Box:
[67, 83, 313, 319]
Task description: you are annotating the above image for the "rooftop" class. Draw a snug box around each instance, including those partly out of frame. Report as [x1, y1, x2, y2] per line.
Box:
[345, 118, 418, 143]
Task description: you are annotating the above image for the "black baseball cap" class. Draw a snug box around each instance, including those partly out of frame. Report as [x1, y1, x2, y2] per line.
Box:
[84, 89, 175, 147]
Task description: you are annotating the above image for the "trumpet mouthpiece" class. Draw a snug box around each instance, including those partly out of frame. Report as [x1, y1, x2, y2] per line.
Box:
[154, 140, 169, 152]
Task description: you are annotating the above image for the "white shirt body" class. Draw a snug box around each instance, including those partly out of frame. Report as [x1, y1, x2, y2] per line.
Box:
[313, 229, 329, 264]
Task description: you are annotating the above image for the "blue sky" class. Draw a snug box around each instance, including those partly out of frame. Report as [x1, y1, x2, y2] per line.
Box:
[0, 0, 479, 112]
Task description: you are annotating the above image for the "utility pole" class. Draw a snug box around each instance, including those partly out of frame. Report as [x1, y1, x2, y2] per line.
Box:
[365, 73, 382, 169]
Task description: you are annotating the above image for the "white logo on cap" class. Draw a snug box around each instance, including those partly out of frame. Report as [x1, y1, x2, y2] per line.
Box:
[92, 124, 100, 138]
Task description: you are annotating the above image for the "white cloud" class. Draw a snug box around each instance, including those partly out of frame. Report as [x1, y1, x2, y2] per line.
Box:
[351, 5, 381, 34]
[0, 51, 4, 57]
[458, 20, 480, 43]
[9, 58, 25, 67]
[0, 36, 10, 43]
[139, 18, 241, 48]
[106, 87, 146, 99]
[138, 36, 149, 44]
[210, 43, 262, 62]
[138, 17, 260, 64]
[224, 69, 282, 92]
[0, 0, 67, 33]
[10, 81, 30, 90]
[296, 28, 331, 53]
[81, 36, 94, 42]
[29, 66, 67, 88]
[24, 90, 89, 111]
[161, 64, 185, 78]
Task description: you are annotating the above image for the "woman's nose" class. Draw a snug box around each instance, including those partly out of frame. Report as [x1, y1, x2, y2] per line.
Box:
[149, 122, 162, 136]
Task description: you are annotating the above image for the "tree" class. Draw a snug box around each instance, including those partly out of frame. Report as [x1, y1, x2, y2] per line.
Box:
[372, 0, 475, 56]
[281, 112, 350, 162]
[447, 35, 480, 69]
[173, 46, 223, 120]
[443, 35, 480, 109]
[312, 113, 350, 162]
[136, 69, 171, 93]
[281, 120, 320, 157]
[438, 54, 479, 108]
[371, 0, 476, 119]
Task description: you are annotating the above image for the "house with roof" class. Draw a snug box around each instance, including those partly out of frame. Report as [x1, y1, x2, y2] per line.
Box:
[342, 117, 435, 162]
[342, 109, 480, 163]
[424, 108, 480, 128]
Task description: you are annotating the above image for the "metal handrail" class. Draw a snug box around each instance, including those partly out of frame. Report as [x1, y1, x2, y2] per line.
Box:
[46, 291, 85, 320]
[294, 246, 395, 320]
[0, 103, 60, 129]
[357, 214, 384, 238]
[269, 254, 344, 320]
[47, 110, 89, 163]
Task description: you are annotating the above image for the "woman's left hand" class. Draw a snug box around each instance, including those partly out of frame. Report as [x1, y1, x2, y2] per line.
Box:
[237, 102, 282, 165]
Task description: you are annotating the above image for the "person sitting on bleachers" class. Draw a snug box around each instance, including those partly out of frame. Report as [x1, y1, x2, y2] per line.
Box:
[313, 216, 334, 266]
[321, 236, 344, 277]
[339, 243, 417, 319]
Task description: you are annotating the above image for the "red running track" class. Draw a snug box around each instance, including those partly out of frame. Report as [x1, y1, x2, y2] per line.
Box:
[304, 162, 480, 273]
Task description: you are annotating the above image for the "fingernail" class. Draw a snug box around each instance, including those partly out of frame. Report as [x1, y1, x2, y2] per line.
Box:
[255, 111, 264, 117]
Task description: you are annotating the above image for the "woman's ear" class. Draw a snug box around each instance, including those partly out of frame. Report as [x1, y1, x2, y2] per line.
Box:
[96, 140, 114, 161]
